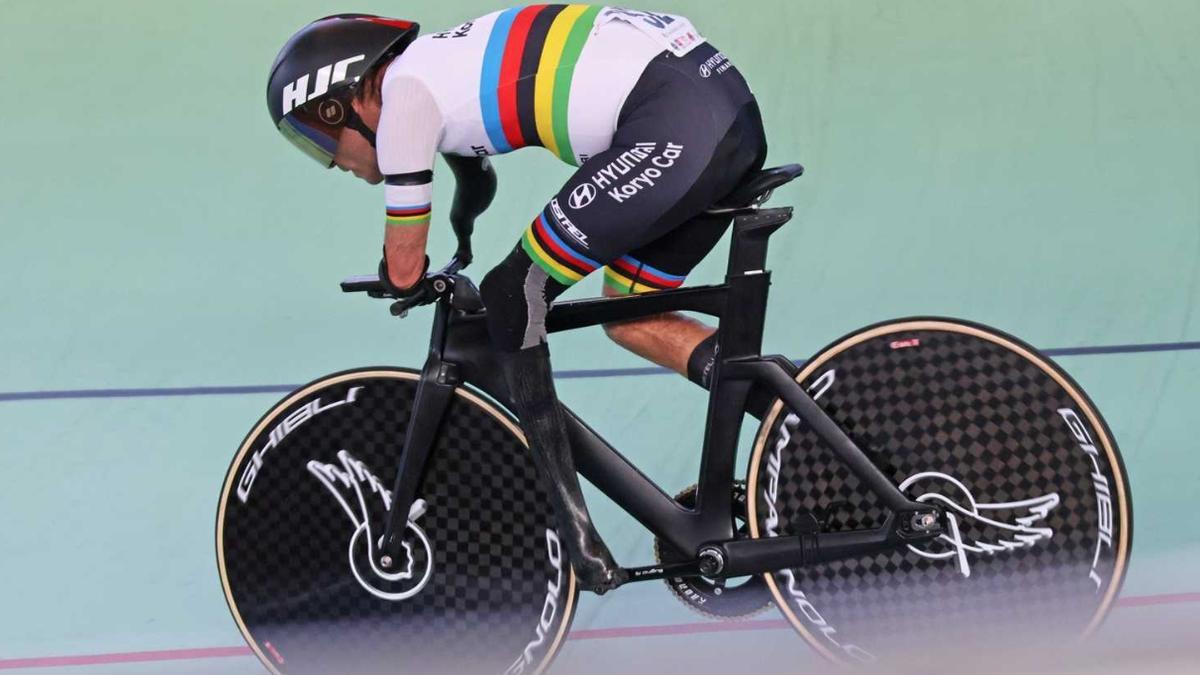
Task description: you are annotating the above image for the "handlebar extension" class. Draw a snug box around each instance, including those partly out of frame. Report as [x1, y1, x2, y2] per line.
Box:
[340, 256, 477, 317]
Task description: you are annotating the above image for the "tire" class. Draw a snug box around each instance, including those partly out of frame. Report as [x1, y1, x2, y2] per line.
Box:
[216, 368, 578, 675]
[745, 319, 1132, 666]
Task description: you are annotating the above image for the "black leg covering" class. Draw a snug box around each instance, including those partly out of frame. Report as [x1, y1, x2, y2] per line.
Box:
[686, 332, 720, 389]
[481, 246, 626, 593]
[686, 331, 775, 420]
[480, 244, 569, 352]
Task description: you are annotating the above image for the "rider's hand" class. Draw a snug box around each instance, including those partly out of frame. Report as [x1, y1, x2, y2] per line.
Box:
[378, 250, 430, 299]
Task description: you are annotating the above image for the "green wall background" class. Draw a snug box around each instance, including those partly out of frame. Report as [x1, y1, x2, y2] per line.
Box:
[1, 0, 1198, 665]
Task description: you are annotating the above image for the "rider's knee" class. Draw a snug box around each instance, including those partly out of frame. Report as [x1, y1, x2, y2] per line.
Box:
[481, 244, 568, 352]
[479, 247, 520, 306]
[602, 318, 637, 348]
[600, 283, 636, 345]
[480, 247, 526, 352]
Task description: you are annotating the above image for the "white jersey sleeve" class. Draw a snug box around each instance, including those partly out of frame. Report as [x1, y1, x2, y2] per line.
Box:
[377, 73, 444, 227]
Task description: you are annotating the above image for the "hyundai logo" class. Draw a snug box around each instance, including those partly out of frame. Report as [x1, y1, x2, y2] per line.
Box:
[569, 183, 597, 209]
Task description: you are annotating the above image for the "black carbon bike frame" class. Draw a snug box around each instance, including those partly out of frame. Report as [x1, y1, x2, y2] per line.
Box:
[344, 203, 945, 584]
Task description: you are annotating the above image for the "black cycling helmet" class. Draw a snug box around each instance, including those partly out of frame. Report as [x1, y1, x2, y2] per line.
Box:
[267, 14, 420, 167]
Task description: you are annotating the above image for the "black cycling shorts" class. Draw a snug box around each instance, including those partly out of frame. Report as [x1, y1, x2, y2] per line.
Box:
[518, 42, 767, 294]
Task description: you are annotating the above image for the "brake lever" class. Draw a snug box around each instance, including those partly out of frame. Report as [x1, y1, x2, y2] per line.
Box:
[389, 288, 431, 317]
[388, 273, 456, 317]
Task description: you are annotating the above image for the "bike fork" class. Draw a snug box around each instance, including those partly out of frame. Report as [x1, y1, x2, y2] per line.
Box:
[377, 351, 460, 569]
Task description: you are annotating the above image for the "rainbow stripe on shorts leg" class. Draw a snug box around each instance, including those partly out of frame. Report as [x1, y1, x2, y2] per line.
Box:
[521, 212, 600, 286]
[604, 255, 687, 294]
[385, 203, 431, 227]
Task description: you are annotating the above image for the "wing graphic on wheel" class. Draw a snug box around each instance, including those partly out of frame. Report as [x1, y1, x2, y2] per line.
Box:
[307, 450, 433, 600]
[898, 471, 1060, 578]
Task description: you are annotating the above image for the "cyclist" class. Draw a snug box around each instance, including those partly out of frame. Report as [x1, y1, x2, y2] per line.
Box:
[267, 6, 767, 593]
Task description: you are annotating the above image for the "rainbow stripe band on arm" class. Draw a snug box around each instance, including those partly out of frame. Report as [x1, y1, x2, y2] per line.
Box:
[386, 203, 432, 227]
[603, 255, 686, 294]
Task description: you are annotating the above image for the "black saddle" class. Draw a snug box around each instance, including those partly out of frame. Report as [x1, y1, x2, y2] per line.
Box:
[711, 164, 804, 211]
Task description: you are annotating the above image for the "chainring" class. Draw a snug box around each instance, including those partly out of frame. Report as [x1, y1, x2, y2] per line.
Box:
[653, 481, 773, 619]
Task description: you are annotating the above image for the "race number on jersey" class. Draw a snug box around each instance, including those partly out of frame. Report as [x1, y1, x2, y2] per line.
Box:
[598, 7, 705, 56]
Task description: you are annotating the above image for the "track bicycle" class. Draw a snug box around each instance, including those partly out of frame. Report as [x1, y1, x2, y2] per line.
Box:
[217, 164, 1132, 674]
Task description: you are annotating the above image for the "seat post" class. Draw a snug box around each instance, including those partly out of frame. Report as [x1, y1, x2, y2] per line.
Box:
[712, 206, 795, 362]
[726, 207, 794, 276]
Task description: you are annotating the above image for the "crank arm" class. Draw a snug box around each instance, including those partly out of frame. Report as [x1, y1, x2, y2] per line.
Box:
[621, 560, 706, 584]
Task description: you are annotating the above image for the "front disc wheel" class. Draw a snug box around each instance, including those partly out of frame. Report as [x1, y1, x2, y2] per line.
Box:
[217, 368, 578, 675]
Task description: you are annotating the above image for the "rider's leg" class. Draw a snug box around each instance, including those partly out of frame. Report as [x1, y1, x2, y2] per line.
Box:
[600, 286, 775, 419]
[592, 87, 767, 409]
[600, 285, 715, 377]
[480, 245, 626, 594]
[597, 201, 779, 420]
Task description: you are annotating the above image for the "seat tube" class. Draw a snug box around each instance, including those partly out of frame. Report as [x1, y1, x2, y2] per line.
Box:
[719, 270, 770, 359]
[688, 212, 778, 543]
[718, 209, 791, 359]
[693, 375, 749, 542]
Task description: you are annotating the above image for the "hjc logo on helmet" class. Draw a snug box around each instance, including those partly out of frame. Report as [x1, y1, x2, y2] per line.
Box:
[281, 54, 366, 115]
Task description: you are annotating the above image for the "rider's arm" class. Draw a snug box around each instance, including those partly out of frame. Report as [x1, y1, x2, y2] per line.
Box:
[443, 154, 497, 266]
[377, 75, 444, 290]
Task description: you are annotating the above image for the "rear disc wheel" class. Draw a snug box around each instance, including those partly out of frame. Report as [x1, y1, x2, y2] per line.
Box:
[746, 319, 1132, 666]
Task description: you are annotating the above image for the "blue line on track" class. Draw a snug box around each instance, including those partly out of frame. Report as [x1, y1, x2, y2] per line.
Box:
[0, 385, 297, 403]
[557, 366, 667, 379]
[1042, 341, 1200, 357]
[2, 340, 1198, 404]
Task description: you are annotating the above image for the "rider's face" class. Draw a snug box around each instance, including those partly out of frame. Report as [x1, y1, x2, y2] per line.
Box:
[332, 96, 384, 185]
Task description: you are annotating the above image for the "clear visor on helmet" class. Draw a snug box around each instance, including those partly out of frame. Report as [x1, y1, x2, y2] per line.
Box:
[277, 95, 353, 168]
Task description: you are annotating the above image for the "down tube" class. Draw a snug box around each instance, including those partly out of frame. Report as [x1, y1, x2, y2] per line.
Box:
[562, 408, 704, 553]
[444, 313, 701, 553]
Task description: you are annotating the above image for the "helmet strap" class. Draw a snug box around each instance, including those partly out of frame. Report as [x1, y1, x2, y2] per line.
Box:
[344, 107, 377, 148]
